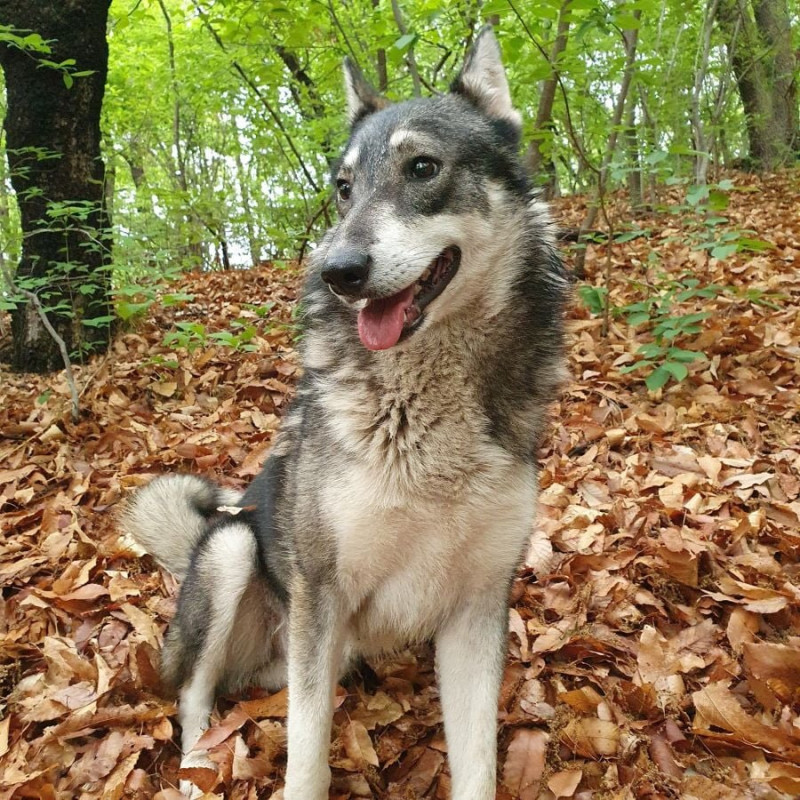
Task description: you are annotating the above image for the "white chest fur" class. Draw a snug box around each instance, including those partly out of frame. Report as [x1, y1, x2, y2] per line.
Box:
[313, 332, 537, 652]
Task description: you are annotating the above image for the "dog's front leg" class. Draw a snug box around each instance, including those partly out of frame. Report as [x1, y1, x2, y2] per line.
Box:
[436, 592, 509, 800]
[284, 577, 344, 800]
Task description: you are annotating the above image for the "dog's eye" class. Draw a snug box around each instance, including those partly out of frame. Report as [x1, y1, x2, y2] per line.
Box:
[336, 179, 352, 201]
[409, 158, 439, 180]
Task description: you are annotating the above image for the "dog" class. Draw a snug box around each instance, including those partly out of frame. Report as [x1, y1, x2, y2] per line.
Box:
[121, 26, 568, 799]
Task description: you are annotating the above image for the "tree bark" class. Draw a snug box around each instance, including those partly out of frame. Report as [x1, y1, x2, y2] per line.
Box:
[691, 0, 720, 185]
[715, 0, 796, 169]
[0, 0, 113, 373]
[752, 0, 798, 154]
[624, 96, 643, 212]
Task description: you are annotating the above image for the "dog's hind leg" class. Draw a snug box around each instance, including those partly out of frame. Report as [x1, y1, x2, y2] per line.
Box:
[435, 590, 509, 800]
[168, 521, 268, 798]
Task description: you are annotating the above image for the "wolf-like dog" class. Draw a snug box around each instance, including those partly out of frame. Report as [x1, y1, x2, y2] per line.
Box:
[122, 26, 567, 800]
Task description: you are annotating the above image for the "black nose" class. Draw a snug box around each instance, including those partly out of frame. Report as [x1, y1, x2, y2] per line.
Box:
[321, 249, 371, 295]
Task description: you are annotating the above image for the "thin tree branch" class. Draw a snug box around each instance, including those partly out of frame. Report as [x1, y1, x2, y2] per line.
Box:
[391, 0, 422, 97]
[1, 265, 80, 422]
[507, 0, 600, 177]
[190, 0, 321, 194]
[296, 196, 333, 266]
[326, 0, 361, 65]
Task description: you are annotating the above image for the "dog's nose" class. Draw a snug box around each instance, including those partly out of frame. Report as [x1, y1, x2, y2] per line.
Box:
[321, 249, 371, 295]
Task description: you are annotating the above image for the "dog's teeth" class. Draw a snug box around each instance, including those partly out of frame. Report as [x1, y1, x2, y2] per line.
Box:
[421, 269, 431, 281]
[414, 284, 422, 295]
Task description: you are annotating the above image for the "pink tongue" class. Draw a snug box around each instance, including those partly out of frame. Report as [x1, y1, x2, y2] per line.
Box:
[357, 286, 416, 351]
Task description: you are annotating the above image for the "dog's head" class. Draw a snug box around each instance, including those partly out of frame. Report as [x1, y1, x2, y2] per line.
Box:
[317, 26, 534, 352]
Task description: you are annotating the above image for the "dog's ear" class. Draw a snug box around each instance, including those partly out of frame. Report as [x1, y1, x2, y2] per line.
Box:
[343, 58, 389, 126]
[450, 26, 522, 130]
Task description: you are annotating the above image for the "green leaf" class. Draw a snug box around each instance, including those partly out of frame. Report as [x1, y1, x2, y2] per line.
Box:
[117, 300, 153, 320]
[737, 237, 774, 252]
[644, 150, 668, 165]
[707, 189, 729, 212]
[82, 315, 115, 327]
[614, 229, 648, 243]
[614, 13, 641, 29]
[63, 73, 74, 89]
[619, 359, 653, 374]
[645, 366, 671, 391]
[711, 243, 738, 259]
[162, 292, 195, 305]
[638, 342, 666, 359]
[577, 285, 607, 315]
[662, 361, 688, 382]
[626, 311, 651, 326]
[666, 347, 706, 363]
[392, 33, 417, 52]
[686, 185, 709, 207]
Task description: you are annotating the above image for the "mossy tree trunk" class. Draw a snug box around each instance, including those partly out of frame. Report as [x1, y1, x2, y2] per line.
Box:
[752, 0, 798, 156]
[716, 0, 798, 170]
[0, 0, 113, 373]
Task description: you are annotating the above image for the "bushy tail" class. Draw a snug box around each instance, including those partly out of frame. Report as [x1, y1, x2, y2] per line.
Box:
[120, 474, 243, 579]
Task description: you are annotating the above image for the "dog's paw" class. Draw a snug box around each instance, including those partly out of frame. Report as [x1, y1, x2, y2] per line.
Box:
[178, 750, 217, 798]
[178, 779, 205, 800]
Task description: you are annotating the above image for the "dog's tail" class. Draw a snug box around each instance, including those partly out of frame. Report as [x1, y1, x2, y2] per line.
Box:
[120, 474, 243, 579]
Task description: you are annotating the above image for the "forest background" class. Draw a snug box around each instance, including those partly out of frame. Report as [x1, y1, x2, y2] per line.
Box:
[0, 0, 798, 375]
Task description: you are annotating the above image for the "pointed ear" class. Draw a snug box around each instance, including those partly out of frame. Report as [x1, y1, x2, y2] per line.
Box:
[343, 58, 389, 126]
[450, 26, 521, 130]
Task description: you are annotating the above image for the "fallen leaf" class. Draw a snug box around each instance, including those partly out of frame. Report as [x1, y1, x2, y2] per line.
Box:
[561, 718, 620, 758]
[503, 728, 548, 800]
[547, 768, 582, 797]
[341, 720, 379, 767]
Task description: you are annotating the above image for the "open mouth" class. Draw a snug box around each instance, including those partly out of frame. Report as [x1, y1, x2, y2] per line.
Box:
[357, 246, 461, 351]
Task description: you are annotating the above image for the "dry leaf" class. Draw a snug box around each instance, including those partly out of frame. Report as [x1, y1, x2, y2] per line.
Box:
[503, 728, 547, 800]
[561, 718, 620, 758]
[341, 720, 379, 768]
[547, 769, 582, 797]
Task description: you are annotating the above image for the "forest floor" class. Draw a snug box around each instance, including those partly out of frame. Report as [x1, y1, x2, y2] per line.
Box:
[1, 170, 799, 800]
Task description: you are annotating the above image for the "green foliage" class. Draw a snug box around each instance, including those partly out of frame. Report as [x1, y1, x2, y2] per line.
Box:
[579, 176, 782, 391]
[669, 179, 777, 261]
[0, 158, 113, 358]
[0, 0, 789, 345]
[162, 318, 259, 353]
[0, 24, 96, 87]
[616, 274, 718, 391]
[577, 285, 608, 315]
[94, 0, 756, 275]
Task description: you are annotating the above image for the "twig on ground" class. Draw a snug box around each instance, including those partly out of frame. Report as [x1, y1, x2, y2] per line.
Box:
[1, 265, 80, 422]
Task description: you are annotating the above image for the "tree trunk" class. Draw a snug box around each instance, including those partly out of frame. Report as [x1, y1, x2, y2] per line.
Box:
[752, 0, 798, 154]
[526, 0, 572, 199]
[691, 0, 720, 185]
[235, 149, 260, 266]
[715, 0, 795, 169]
[0, 0, 112, 373]
[624, 96, 644, 212]
[573, 9, 641, 278]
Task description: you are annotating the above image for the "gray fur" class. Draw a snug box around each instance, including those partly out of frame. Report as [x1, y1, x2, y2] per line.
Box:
[122, 25, 567, 800]
[119, 474, 241, 579]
